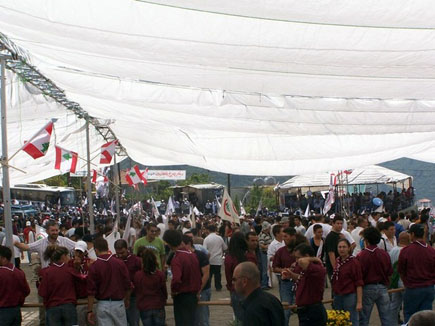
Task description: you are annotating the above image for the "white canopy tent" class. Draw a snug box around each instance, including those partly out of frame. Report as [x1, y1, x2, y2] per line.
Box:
[277, 165, 412, 192]
[1, 0, 435, 181]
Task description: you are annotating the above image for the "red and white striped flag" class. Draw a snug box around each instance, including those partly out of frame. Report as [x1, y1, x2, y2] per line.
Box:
[92, 169, 97, 184]
[125, 165, 147, 186]
[100, 140, 117, 164]
[54, 146, 78, 174]
[22, 121, 54, 159]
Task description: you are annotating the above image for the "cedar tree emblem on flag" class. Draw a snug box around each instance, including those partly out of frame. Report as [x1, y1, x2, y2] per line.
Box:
[54, 146, 78, 174]
[22, 121, 54, 159]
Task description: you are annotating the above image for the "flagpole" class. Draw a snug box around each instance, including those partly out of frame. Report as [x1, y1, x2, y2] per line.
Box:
[113, 153, 121, 224]
[0, 55, 14, 257]
[85, 118, 95, 234]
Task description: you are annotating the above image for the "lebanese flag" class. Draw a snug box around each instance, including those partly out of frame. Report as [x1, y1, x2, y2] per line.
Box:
[125, 165, 147, 186]
[54, 146, 78, 174]
[100, 140, 117, 164]
[22, 121, 53, 159]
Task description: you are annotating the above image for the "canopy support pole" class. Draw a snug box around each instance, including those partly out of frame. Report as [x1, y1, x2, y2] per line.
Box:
[86, 118, 94, 234]
[113, 154, 121, 223]
[0, 55, 14, 256]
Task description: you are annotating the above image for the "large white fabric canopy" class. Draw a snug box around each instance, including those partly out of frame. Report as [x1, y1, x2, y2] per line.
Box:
[1, 72, 107, 185]
[277, 165, 412, 191]
[2, 0, 435, 177]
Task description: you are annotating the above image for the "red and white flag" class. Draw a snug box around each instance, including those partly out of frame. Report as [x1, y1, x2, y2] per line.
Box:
[22, 121, 54, 159]
[100, 140, 117, 164]
[125, 165, 147, 186]
[92, 170, 98, 184]
[54, 146, 78, 174]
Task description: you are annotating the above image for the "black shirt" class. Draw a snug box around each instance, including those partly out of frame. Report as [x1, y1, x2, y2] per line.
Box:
[241, 288, 285, 326]
[325, 230, 341, 274]
[194, 249, 211, 290]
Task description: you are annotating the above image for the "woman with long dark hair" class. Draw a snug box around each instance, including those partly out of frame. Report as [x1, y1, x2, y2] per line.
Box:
[224, 232, 257, 321]
[38, 245, 82, 326]
[133, 248, 168, 326]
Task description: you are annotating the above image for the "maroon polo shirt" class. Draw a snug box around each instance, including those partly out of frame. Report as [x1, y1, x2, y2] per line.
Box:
[398, 241, 435, 288]
[133, 270, 167, 311]
[272, 246, 296, 270]
[295, 262, 326, 306]
[38, 263, 83, 308]
[356, 245, 392, 286]
[170, 246, 202, 295]
[332, 257, 364, 295]
[225, 253, 258, 292]
[0, 263, 30, 307]
[67, 257, 91, 299]
[87, 254, 131, 300]
[121, 254, 142, 284]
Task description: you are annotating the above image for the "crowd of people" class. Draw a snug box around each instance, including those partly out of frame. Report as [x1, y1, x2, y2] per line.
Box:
[0, 197, 434, 326]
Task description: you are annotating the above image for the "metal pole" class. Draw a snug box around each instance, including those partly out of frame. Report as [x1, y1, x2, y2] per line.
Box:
[113, 153, 121, 224]
[1, 56, 14, 256]
[227, 174, 231, 196]
[85, 118, 94, 233]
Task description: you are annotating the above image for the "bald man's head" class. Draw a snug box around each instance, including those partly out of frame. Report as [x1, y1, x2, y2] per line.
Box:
[408, 310, 435, 326]
[398, 231, 410, 246]
[233, 262, 260, 297]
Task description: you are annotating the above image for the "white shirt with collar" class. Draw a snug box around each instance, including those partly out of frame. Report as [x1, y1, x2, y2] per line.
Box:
[28, 236, 76, 268]
[203, 232, 227, 265]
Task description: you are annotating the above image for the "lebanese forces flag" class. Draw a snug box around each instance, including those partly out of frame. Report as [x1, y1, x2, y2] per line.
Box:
[218, 188, 240, 224]
[22, 121, 54, 159]
[54, 146, 78, 174]
[100, 140, 117, 164]
[125, 165, 147, 186]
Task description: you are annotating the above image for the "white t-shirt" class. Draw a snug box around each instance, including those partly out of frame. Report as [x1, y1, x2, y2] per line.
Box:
[267, 239, 285, 261]
[203, 233, 227, 265]
[351, 226, 364, 255]
[2, 235, 21, 258]
[295, 225, 306, 235]
[157, 223, 166, 239]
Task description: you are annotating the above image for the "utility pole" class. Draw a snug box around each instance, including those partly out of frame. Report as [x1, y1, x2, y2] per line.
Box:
[227, 173, 231, 195]
[85, 118, 94, 233]
[113, 153, 121, 224]
[0, 55, 14, 255]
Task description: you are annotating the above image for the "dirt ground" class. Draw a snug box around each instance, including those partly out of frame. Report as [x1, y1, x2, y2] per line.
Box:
[20, 262, 430, 326]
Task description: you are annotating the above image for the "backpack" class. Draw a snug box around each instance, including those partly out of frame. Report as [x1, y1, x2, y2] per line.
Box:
[389, 260, 400, 289]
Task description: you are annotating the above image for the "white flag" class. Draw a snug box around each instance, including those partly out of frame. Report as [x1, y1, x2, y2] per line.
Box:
[165, 196, 176, 216]
[151, 197, 160, 219]
[323, 174, 336, 214]
[303, 204, 310, 218]
[218, 188, 240, 224]
[189, 205, 197, 229]
[255, 198, 263, 217]
[122, 210, 133, 241]
[240, 201, 246, 216]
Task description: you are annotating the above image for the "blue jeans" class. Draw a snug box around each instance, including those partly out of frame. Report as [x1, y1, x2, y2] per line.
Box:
[334, 292, 359, 326]
[126, 296, 139, 326]
[96, 300, 127, 326]
[360, 284, 391, 326]
[389, 291, 403, 325]
[403, 286, 435, 323]
[260, 251, 269, 288]
[280, 280, 295, 326]
[139, 309, 165, 326]
[194, 288, 211, 326]
[46, 303, 77, 326]
[0, 306, 21, 326]
[230, 291, 244, 322]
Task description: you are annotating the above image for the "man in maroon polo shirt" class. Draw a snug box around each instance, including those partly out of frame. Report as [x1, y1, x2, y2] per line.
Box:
[356, 227, 393, 326]
[398, 223, 435, 323]
[0, 245, 30, 326]
[163, 229, 201, 326]
[273, 227, 297, 326]
[282, 243, 326, 326]
[114, 239, 141, 326]
[87, 238, 132, 326]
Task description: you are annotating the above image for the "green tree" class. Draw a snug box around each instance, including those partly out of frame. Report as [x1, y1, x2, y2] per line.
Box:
[177, 173, 212, 186]
[246, 185, 278, 213]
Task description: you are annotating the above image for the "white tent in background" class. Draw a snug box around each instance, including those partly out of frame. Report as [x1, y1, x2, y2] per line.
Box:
[2, 1, 435, 179]
[277, 165, 412, 192]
